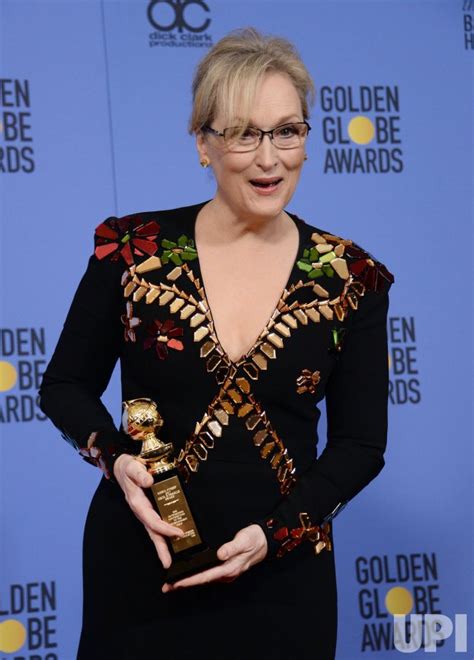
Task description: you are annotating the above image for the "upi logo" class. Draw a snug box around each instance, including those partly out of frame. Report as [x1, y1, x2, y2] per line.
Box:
[393, 614, 468, 653]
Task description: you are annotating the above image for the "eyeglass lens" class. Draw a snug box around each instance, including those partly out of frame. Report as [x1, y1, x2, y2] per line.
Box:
[223, 123, 309, 151]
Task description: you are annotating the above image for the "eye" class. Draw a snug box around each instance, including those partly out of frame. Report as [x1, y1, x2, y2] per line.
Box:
[239, 127, 259, 142]
[224, 127, 259, 143]
[275, 124, 300, 138]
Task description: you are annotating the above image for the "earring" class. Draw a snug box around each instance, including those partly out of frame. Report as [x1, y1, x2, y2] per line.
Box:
[304, 154, 308, 161]
[200, 158, 210, 168]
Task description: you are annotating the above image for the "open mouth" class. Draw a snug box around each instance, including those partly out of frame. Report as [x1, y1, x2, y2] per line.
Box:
[249, 177, 283, 190]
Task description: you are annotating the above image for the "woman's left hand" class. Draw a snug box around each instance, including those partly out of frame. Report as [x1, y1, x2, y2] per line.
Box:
[162, 523, 268, 593]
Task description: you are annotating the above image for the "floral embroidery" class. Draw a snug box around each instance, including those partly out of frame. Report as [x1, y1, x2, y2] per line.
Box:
[307, 230, 394, 294]
[265, 513, 332, 558]
[296, 245, 335, 279]
[121, 301, 141, 342]
[160, 235, 198, 266]
[344, 243, 394, 292]
[143, 318, 184, 359]
[296, 368, 321, 394]
[117, 222, 393, 497]
[95, 216, 160, 266]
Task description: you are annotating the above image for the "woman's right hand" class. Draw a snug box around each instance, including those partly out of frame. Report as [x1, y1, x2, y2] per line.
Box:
[113, 453, 185, 569]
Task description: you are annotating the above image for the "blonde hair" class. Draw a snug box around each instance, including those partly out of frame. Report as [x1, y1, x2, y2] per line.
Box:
[188, 27, 315, 135]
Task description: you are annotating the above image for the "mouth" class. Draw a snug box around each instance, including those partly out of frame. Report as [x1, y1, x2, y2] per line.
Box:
[249, 177, 283, 193]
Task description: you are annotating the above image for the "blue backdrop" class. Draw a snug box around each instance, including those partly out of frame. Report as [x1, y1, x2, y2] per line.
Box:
[1, 1, 472, 657]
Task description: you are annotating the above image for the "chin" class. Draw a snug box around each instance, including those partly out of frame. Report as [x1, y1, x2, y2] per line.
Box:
[245, 199, 285, 219]
[257, 194, 293, 216]
[246, 188, 292, 213]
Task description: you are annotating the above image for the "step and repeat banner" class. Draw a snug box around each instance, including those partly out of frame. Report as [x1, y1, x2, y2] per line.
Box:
[1, 1, 472, 658]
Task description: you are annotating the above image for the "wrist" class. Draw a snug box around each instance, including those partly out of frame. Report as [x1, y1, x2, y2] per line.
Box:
[78, 428, 139, 481]
[249, 523, 270, 560]
[252, 513, 335, 560]
[251, 518, 282, 560]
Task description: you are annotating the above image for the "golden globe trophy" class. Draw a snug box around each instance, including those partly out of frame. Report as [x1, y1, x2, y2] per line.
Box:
[122, 398, 219, 583]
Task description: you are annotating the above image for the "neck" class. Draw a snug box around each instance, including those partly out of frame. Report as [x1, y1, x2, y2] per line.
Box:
[198, 195, 290, 245]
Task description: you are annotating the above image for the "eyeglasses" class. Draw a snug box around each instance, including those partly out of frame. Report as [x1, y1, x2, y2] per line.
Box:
[201, 121, 312, 153]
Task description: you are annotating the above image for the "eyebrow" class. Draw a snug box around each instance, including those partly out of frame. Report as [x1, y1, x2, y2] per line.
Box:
[270, 114, 303, 124]
[234, 114, 303, 127]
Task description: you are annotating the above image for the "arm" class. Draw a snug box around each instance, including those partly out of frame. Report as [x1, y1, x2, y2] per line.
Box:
[38, 228, 137, 479]
[254, 281, 393, 558]
[40, 218, 188, 566]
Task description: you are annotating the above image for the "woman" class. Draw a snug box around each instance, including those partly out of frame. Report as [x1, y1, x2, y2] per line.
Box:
[39, 27, 394, 659]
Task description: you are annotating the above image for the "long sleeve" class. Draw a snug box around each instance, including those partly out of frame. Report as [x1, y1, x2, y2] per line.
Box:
[254, 280, 392, 558]
[38, 226, 137, 478]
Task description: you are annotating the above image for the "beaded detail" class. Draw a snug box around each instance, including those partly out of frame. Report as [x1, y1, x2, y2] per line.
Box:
[94, 216, 160, 266]
[176, 383, 297, 495]
[78, 445, 114, 479]
[143, 319, 184, 359]
[161, 235, 198, 265]
[78, 433, 128, 481]
[330, 326, 347, 354]
[296, 368, 321, 394]
[121, 301, 141, 342]
[265, 513, 333, 558]
[116, 220, 393, 496]
[298, 229, 394, 294]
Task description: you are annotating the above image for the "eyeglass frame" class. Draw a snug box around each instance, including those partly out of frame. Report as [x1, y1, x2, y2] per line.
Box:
[200, 120, 312, 151]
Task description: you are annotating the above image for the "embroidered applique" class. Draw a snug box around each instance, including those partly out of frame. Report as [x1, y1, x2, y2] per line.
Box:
[175, 376, 297, 496]
[121, 301, 141, 342]
[78, 444, 114, 479]
[296, 368, 321, 394]
[161, 235, 198, 265]
[307, 230, 394, 294]
[176, 380, 237, 479]
[143, 319, 184, 359]
[265, 513, 332, 558]
[344, 243, 394, 293]
[94, 216, 160, 266]
[296, 245, 337, 279]
[329, 326, 347, 354]
[118, 223, 394, 495]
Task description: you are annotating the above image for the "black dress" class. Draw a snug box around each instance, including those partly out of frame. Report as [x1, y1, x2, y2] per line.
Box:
[39, 199, 394, 660]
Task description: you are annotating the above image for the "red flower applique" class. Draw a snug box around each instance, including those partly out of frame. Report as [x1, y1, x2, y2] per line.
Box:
[344, 244, 394, 293]
[94, 216, 160, 266]
[144, 319, 184, 359]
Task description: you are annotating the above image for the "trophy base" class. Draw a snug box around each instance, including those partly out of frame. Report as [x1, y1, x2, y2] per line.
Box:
[164, 547, 220, 584]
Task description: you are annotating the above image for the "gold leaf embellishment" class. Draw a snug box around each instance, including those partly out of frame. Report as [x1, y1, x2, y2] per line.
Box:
[296, 368, 321, 394]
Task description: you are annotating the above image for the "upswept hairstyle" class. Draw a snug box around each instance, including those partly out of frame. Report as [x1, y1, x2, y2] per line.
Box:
[188, 27, 315, 135]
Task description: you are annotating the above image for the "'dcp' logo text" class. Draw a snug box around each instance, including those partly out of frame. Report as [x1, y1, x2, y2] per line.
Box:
[148, 0, 211, 33]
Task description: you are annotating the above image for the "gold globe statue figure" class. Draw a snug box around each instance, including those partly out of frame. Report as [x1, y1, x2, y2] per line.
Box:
[122, 398, 174, 473]
[122, 398, 219, 583]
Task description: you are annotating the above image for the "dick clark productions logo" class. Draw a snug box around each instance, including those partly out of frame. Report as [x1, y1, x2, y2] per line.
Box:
[147, 0, 213, 48]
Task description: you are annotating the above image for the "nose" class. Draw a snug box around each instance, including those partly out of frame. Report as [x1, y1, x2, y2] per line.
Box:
[254, 133, 279, 169]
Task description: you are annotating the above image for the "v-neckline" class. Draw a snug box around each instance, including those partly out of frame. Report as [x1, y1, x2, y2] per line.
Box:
[190, 200, 305, 367]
